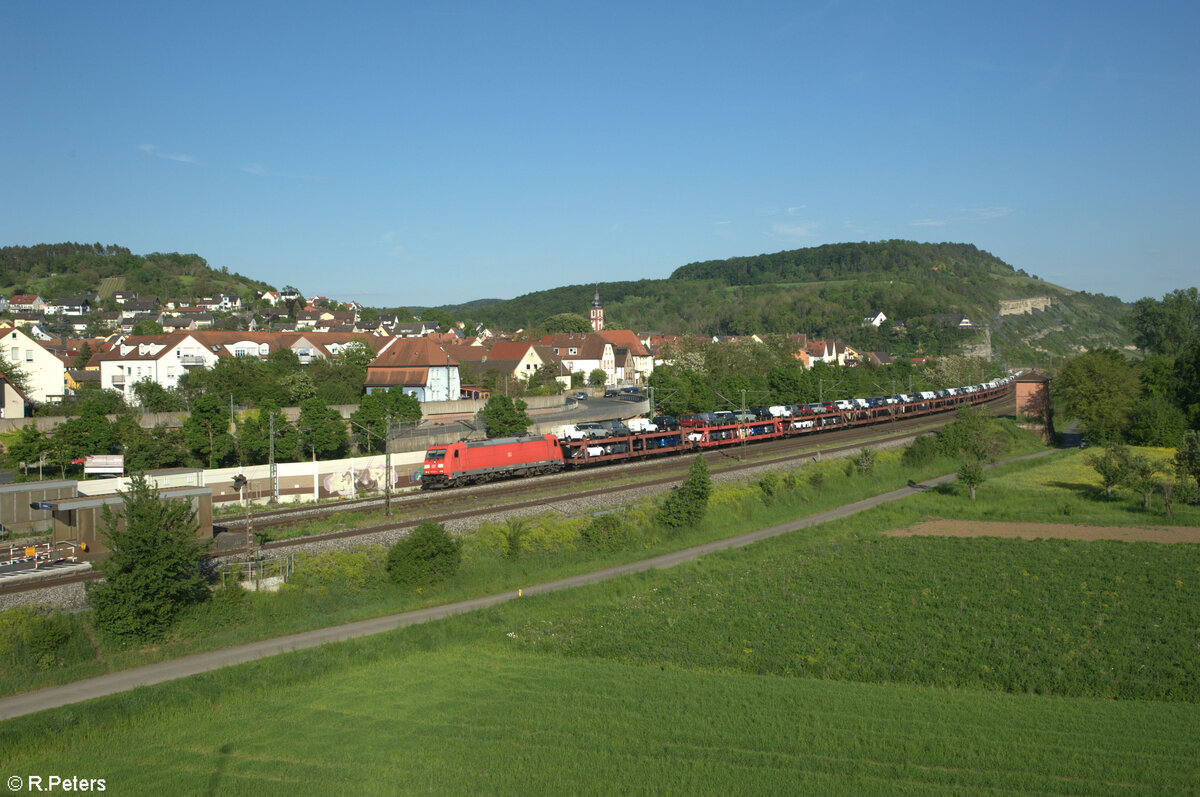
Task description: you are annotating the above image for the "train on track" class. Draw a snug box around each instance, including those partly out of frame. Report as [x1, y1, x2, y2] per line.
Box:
[419, 377, 1014, 488]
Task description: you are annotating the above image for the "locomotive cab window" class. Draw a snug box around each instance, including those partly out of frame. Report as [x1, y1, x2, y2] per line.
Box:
[427, 449, 447, 460]
[454, 450, 460, 458]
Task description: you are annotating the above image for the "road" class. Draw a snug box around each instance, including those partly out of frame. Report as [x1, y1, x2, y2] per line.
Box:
[0, 449, 1050, 722]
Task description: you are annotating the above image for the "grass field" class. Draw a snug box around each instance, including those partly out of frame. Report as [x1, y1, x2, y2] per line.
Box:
[2, 642, 1197, 795]
[3, 442, 1198, 793]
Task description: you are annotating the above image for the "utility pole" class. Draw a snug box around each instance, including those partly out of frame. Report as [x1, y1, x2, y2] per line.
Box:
[268, 413, 278, 505]
[384, 414, 393, 518]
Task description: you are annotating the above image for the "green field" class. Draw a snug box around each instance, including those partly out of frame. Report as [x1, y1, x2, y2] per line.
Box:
[1, 642, 1196, 795]
[2, 445, 1198, 793]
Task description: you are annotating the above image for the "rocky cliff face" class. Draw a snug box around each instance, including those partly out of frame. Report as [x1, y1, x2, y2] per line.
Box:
[998, 296, 1052, 316]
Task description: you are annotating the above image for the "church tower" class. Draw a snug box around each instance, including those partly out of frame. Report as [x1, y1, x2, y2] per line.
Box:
[589, 289, 604, 332]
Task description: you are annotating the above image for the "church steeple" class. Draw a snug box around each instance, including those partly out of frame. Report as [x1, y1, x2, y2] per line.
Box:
[589, 289, 604, 332]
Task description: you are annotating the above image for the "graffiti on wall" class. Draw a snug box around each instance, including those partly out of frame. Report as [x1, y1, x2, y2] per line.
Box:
[322, 463, 399, 498]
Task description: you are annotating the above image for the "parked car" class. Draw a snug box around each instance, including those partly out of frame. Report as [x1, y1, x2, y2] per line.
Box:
[604, 388, 620, 398]
[575, 422, 608, 439]
[573, 391, 589, 401]
[627, 418, 658, 433]
[652, 415, 681, 432]
[598, 419, 631, 437]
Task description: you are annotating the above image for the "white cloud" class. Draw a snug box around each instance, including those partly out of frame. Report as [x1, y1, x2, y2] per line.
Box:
[140, 144, 195, 163]
[771, 221, 820, 237]
[973, 206, 1013, 219]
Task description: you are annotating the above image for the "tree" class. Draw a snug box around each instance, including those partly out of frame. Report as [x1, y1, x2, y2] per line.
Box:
[1175, 430, 1200, 494]
[131, 379, 187, 413]
[350, 389, 421, 453]
[940, 406, 1003, 500]
[338, 339, 377, 369]
[130, 319, 163, 336]
[479, 395, 532, 438]
[542, 313, 592, 334]
[73, 341, 94, 371]
[1, 423, 47, 475]
[1056, 349, 1141, 444]
[657, 454, 712, 530]
[182, 393, 234, 469]
[0, 353, 32, 396]
[86, 474, 210, 643]
[1119, 454, 1162, 510]
[1127, 394, 1187, 447]
[385, 520, 461, 586]
[588, 369, 608, 387]
[296, 397, 349, 459]
[1124, 288, 1200, 358]
[1089, 445, 1132, 499]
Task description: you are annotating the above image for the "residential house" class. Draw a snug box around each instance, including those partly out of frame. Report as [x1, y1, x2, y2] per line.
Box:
[598, 330, 654, 384]
[392, 321, 438, 337]
[196, 294, 243, 313]
[258, 290, 281, 307]
[0, 372, 30, 419]
[538, 333, 617, 384]
[364, 338, 460, 401]
[44, 294, 97, 316]
[930, 313, 976, 329]
[120, 298, 160, 319]
[112, 291, 137, 304]
[7, 294, 45, 314]
[0, 295, 8, 313]
[1, 328, 66, 403]
[863, 311, 887, 327]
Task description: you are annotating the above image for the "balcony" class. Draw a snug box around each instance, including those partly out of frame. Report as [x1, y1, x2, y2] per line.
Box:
[111, 375, 125, 385]
[179, 355, 207, 366]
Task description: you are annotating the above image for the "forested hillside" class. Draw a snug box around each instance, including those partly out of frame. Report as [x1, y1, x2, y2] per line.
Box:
[0, 243, 272, 301]
[441, 240, 1132, 362]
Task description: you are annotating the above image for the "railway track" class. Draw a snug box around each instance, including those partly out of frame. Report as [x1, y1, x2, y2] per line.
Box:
[1, 391, 1013, 599]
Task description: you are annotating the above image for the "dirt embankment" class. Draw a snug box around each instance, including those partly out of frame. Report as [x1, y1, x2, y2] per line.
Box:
[887, 520, 1200, 544]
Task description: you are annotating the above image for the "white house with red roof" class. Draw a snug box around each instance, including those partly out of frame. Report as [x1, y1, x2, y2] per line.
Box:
[2, 327, 66, 403]
[364, 338, 460, 401]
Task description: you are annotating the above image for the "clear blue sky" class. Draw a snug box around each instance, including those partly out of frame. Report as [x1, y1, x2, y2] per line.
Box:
[2, 1, 1197, 308]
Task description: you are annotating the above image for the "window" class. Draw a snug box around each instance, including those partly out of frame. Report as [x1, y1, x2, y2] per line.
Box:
[9, 347, 17, 359]
[569, 348, 577, 355]
[26, 350, 33, 362]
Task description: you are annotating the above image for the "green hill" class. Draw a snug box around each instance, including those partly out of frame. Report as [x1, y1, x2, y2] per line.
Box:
[440, 240, 1132, 363]
[0, 243, 273, 304]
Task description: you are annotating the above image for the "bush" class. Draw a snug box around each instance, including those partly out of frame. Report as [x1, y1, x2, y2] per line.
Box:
[290, 547, 387, 592]
[758, 472, 782, 501]
[0, 606, 94, 672]
[657, 455, 712, 531]
[580, 513, 641, 553]
[386, 521, 462, 587]
[902, 434, 940, 468]
[852, 449, 876, 476]
[87, 474, 210, 643]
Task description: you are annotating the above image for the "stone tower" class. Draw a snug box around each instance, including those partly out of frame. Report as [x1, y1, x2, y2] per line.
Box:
[589, 289, 604, 332]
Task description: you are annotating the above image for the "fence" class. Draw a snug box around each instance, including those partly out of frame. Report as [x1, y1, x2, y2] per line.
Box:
[219, 553, 295, 591]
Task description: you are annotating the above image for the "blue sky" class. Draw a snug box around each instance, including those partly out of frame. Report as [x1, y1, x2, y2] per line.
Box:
[2, 1, 1197, 309]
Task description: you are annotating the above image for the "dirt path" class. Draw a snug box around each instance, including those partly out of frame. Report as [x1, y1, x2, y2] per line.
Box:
[888, 519, 1200, 544]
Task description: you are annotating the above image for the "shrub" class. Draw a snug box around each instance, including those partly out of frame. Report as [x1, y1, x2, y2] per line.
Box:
[0, 606, 94, 672]
[808, 470, 825, 490]
[290, 547, 387, 592]
[386, 521, 462, 587]
[902, 434, 940, 468]
[758, 472, 782, 501]
[852, 449, 876, 476]
[87, 474, 210, 643]
[580, 513, 641, 553]
[657, 455, 712, 531]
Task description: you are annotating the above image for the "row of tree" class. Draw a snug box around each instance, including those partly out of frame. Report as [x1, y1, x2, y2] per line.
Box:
[2, 387, 422, 477]
[1057, 288, 1200, 446]
[647, 339, 1001, 417]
